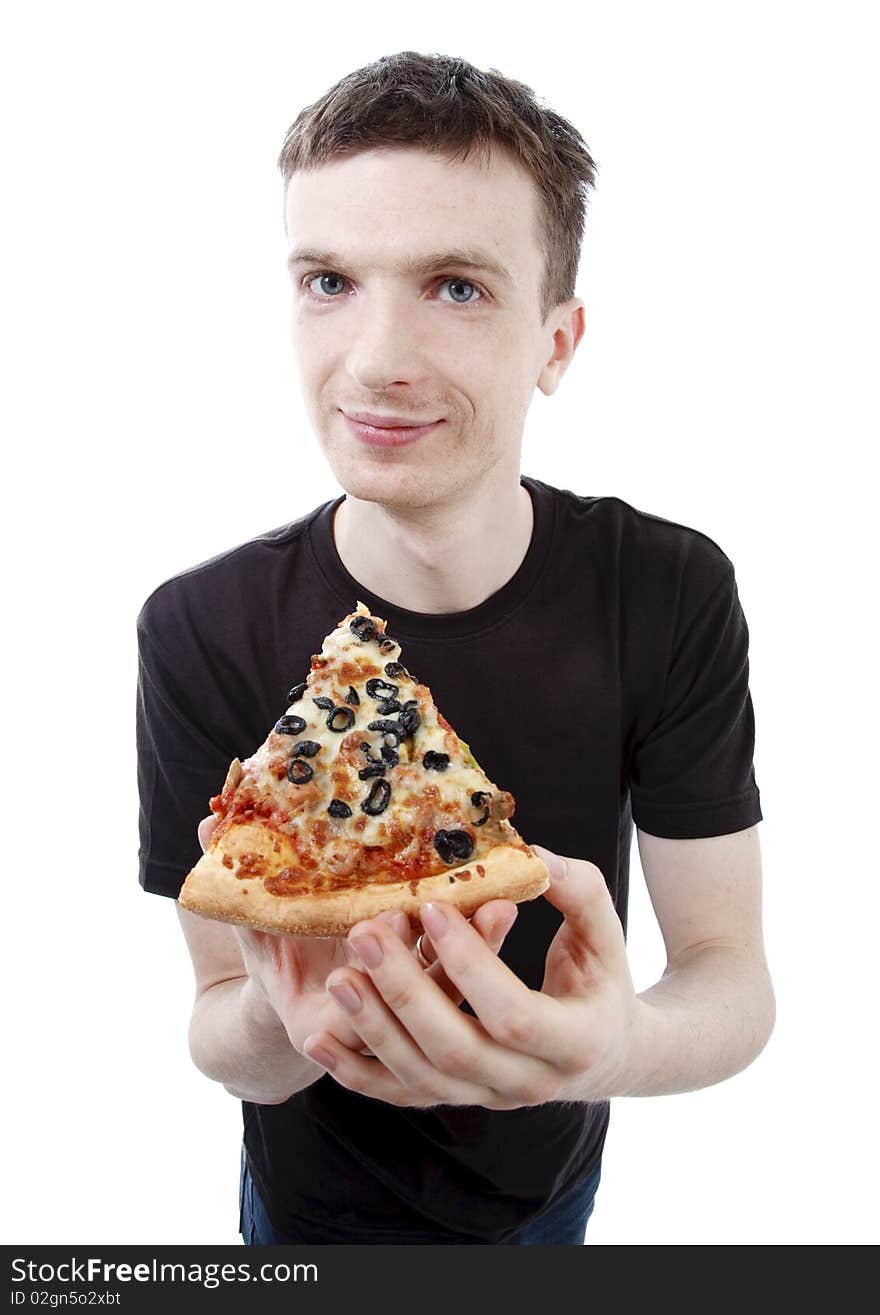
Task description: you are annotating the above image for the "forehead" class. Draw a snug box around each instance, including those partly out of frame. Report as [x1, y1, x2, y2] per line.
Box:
[284, 146, 542, 281]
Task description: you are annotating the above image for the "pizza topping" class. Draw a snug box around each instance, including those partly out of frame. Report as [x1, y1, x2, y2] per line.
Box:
[275, 714, 307, 735]
[434, 828, 475, 865]
[366, 677, 399, 700]
[398, 703, 421, 738]
[362, 779, 391, 815]
[313, 696, 335, 710]
[385, 661, 411, 680]
[328, 799, 353, 818]
[368, 718, 405, 747]
[350, 615, 377, 643]
[471, 790, 491, 825]
[288, 759, 315, 785]
[358, 743, 388, 779]
[291, 739, 321, 757]
[488, 790, 516, 823]
[327, 705, 357, 733]
[423, 751, 450, 771]
[236, 851, 266, 880]
[287, 682, 307, 703]
[344, 685, 360, 706]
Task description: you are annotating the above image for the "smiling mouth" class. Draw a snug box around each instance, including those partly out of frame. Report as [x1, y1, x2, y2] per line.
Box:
[341, 412, 443, 447]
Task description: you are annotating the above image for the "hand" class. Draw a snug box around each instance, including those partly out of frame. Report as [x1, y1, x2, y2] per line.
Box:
[301, 845, 643, 1108]
[196, 816, 518, 1058]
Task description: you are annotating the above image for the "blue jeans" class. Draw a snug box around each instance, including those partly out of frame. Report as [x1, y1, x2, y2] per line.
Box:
[239, 1148, 601, 1245]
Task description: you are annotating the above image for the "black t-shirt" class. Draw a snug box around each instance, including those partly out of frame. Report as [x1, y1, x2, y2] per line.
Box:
[136, 474, 763, 1243]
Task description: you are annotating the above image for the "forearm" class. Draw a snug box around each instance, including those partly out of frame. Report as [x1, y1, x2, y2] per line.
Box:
[188, 976, 323, 1105]
[611, 945, 776, 1098]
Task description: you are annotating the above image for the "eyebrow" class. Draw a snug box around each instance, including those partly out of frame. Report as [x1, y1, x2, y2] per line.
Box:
[286, 246, 513, 284]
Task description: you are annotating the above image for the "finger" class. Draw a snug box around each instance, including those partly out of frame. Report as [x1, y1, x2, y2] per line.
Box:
[375, 908, 417, 952]
[531, 845, 627, 970]
[330, 919, 553, 1095]
[471, 899, 519, 954]
[420, 899, 517, 970]
[300, 1036, 489, 1108]
[197, 814, 220, 853]
[419, 901, 518, 1012]
[414, 900, 569, 1063]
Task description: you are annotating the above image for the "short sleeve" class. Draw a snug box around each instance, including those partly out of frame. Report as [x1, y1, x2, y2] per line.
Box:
[136, 605, 238, 899]
[629, 557, 763, 839]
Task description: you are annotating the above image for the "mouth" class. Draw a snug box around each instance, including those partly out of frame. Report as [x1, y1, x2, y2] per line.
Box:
[341, 410, 443, 447]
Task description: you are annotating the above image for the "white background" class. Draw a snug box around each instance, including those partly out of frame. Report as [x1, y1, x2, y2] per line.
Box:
[2, 0, 877, 1247]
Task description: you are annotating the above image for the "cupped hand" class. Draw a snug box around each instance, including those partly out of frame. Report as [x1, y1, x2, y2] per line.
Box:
[196, 815, 518, 1056]
[298, 844, 643, 1109]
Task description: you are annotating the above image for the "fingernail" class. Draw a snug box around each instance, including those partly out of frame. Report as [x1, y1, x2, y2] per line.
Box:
[377, 910, 409, 938]
[328, 982, 362, 1013]
[349, 934, 383, 968]
[533, 845, 568, 881]
[304, 1041, 336, 1071]
[420, 904, 448, 939]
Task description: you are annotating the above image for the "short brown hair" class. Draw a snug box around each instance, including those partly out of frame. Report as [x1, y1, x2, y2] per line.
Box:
[277, 51, 598, 323]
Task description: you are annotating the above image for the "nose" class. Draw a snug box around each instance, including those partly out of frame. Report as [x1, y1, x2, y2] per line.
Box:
[345, 290, 426, 392]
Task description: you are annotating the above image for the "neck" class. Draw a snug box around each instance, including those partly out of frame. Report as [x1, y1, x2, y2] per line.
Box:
[332, 471, 534, 615]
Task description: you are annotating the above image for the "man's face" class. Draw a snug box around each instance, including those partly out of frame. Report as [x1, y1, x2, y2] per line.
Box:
[284, 145, 577, 511]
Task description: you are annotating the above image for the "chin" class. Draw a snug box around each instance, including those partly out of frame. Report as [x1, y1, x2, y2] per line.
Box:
[325, 449, 449, 509]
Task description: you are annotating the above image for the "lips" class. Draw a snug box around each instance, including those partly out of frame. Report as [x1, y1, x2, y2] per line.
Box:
[341, 410, 443, 448]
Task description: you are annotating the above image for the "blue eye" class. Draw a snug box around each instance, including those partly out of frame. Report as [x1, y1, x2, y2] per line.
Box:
[305, 272, 348, 297]
[437, 278, 482, 305]
[301, 272, 485, 306]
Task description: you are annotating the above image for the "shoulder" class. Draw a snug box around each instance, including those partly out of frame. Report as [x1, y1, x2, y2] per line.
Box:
[136, 506, 322, 646]
[542, 481, 736, 598]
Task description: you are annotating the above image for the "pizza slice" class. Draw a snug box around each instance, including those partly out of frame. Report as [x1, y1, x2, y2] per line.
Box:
[178, 601, 550, 935]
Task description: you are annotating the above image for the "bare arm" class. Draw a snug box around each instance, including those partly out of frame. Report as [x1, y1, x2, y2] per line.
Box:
[615, 825, 776, 1097]
[177, 903, 324, 1104]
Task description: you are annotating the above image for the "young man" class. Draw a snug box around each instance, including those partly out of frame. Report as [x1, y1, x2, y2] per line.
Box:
[136, 52, 774, 1246]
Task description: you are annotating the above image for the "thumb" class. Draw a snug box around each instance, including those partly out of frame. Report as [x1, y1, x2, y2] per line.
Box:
[198, 814, 220, 853]
[531, 844, 626, 967]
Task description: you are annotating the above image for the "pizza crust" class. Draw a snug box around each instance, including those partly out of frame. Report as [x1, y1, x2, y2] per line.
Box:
[178, 823, 550, 936]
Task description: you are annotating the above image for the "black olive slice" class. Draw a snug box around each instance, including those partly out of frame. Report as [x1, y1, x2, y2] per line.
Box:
[377, 698, 401, 715]
[380, 745, 399, 767]
[398, 704, 421, 738]
[328, 799, 353, 818]
[350, 616, 377, 642]
[422, 751, 450, 771]
[367, 718, 404, 746]
[312, 696, 335, 711]
[384, 662, 410, 680]
[327, 705, 356, 733]
[358, 743, 385, 775]
[366, 677, 399, 700]
[378, 636, 396, 653]
[361, 779, 391, 815]
[287, 759, 314, 785]
[291, 740, 321, 757]
[345, 685, 360, 706]
[275, 715, 307, 735]
[433, 829, 474, 865]
[471, 790, 491, 826]
[286, 682, 307, 704]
